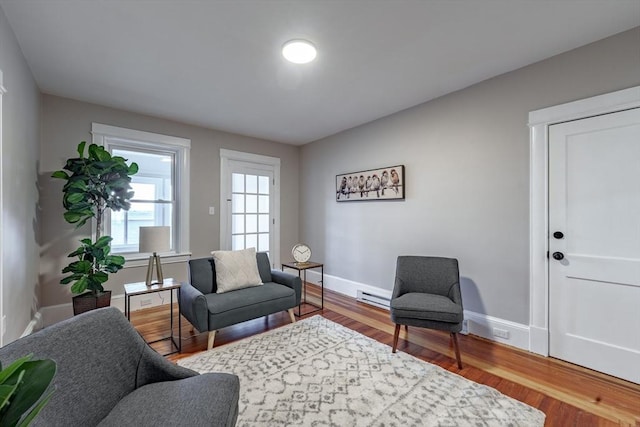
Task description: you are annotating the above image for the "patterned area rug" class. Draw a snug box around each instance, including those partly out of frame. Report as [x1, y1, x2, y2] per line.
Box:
[179, 316, 545, 426]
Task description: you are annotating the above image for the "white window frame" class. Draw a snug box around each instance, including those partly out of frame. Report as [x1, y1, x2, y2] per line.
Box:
[0, 70, 6, 346]
[91, 123, 191, 267]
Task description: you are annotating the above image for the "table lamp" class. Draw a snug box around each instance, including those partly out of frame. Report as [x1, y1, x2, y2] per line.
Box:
[139, 226, 170, 286]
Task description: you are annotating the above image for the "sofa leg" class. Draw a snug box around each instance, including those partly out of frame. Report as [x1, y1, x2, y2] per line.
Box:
[207, 330, 217, 350]
[288, 309, 296, 323]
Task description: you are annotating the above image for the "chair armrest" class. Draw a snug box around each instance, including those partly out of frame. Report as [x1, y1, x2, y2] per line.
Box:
[392, 277, 405, 299]
[448, 281, 463, 308]
[136, 345, 199, 387]
[179, 282, 209, 332]
[271, 270, 302, 305]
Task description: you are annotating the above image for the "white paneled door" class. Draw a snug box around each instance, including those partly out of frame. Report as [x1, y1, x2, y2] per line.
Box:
[220, 150, 280, 267]
[549, 108, 640, 384]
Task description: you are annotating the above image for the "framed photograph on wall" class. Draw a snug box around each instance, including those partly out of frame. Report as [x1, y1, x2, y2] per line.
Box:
[336, 165, 405, 202]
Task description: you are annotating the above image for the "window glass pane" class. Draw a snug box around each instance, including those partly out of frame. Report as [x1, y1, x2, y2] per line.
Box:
[245, 195, 258, 213]
[258, 195, 269, 213]
[113, 149, 173, 201]
[232, 173, 244, 193]
[232, 214, 244, 234]
[246, 175, 258, 193]
[111, 210, 126, 246]
[246, 214, 258, 233]
[232, 194, 244, 214]
[258, 233, 269, 252]
[232, 235, 244, 251]
[246, 234, 257, 250]
[111, 203, 173, 252]
[258, 214, 269, 233]
[130, 182, 155, 201]
[258, 176, 270, 195]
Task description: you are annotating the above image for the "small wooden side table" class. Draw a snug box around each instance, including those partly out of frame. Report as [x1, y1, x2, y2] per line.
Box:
[281, 261, 324, 317]
[124, 279, 181, 356]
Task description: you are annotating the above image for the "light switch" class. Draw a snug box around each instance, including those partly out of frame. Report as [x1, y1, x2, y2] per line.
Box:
[208, 206, 215, 215]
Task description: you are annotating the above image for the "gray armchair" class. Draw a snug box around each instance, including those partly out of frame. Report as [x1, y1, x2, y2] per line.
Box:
[390, 256, 464, 369]
[0, 307, 239, 426]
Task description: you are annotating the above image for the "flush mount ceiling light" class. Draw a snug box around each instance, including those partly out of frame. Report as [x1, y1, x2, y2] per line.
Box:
[282, 39, 317, 64]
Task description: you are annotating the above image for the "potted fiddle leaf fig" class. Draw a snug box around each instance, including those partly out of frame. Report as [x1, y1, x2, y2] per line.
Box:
[52, 141, 138, 315]
[0, 354, 56, 426]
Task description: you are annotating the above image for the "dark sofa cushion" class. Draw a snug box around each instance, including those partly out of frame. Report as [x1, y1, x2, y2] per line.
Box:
[205, 282, 296, 330]
[390, 292, 462, 323]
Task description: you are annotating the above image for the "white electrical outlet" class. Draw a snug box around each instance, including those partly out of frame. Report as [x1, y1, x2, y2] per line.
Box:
[493, 327, 510, 339]
[140, 299, 152, 307]
[208, 206, 215, 215]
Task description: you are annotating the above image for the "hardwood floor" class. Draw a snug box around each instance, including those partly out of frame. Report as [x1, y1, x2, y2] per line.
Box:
[130, 285, 640, 426]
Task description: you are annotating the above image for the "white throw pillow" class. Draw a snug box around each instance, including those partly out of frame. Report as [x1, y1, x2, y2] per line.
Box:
[211, 247, 263, 294]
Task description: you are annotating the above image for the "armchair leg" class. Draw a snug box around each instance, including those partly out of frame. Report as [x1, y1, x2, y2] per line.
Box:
[392, 324, 401, 353]
[207, 330, 217, 350]
[288, 309, 296, 323]
[451, 332, 463, 369]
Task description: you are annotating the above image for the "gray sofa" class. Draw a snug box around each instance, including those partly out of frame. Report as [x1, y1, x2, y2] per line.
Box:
[180, 252, 302, 349]
[0, 307, 239, 427]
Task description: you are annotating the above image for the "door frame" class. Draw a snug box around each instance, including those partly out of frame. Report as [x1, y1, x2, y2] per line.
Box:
[0, 70, 6, 346]
[528, 85, 640, 356]
[219, 149, 281, 267]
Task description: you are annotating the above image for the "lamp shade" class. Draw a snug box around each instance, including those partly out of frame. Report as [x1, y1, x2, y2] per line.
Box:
[139, 226, 170, 253]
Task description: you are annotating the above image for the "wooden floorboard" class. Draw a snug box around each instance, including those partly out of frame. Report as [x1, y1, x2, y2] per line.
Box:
[130, 284, 640, 427]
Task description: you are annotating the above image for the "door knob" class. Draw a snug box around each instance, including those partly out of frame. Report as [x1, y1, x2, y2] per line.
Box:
[553, 231, 564, 239]
[552, 252, 564, 260]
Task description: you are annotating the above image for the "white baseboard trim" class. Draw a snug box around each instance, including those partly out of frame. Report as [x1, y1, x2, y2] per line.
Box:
[20, 312, 42, 338]
[305, 270, 393, 301]
[463, 310, 530, 351]
[40, 290, 175, 328]
[305, 270, 531, 351]
[529, 325, 549, 356]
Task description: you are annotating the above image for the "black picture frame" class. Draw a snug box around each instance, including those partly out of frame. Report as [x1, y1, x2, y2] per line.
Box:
[336, 165, 405, 202]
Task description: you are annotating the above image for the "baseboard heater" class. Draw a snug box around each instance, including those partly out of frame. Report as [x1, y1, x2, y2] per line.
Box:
[356, 290, 391, 310]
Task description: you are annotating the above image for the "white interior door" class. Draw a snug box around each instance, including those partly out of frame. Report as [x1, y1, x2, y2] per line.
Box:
[220, 150, 280, 267]
[549, 108, 640, 384]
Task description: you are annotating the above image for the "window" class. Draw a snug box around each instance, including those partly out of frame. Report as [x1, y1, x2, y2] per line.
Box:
[92, 123, 190, 263]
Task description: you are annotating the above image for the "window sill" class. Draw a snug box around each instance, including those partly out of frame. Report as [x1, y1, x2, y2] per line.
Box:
[121, 252, 192, 269]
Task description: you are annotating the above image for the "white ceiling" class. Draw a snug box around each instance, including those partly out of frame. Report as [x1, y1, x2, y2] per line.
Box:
[1, 1, 638, 145]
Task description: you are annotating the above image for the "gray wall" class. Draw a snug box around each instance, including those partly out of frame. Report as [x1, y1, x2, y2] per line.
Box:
[39, 95, 299, 307]
[300, 27, 640, 325]
[0, 7, 41, 343]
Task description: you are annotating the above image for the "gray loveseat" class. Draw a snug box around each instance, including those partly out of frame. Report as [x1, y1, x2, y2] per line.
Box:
[0, 307, 239, 427]
[180, 252, 302, 349]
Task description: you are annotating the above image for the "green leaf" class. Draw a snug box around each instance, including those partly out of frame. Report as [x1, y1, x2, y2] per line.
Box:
[51, 170, 69, 180]
[1, 359, 56, 427]
[64, 193, 85, 204]
[0, 355, 31, 385]
[16, 389, 54, 427]
[106, 255, 125, 266]
[70, 277, 88, 294]
[77, 141, 86, 157]
[93, 272, 109, 283]
[128, 162, 139, 175]
[60, 275, 80, 285]
[62, 212, 83, 224]
[94, 236, 112, 248]
[87, 143, 99, 160]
